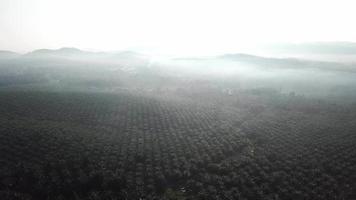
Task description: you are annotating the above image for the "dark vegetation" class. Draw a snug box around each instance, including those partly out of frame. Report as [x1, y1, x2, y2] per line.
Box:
[0, 88, 355, 199]
[0, 49, 356, 199]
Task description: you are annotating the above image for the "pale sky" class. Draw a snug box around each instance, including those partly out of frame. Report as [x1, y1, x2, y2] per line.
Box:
[1, 0, 356, 55]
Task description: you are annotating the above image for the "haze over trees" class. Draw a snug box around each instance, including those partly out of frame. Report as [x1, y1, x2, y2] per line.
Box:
[0, 44, 356, 199]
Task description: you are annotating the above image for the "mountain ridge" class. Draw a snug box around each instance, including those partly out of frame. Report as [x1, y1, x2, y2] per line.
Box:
[0, 50, 20, 59]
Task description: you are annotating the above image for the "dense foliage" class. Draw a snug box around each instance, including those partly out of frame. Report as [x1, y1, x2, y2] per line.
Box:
[0, 89, 355, 199]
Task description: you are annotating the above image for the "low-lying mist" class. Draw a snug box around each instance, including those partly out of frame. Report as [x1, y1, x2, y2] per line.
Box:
[1, 47, 356, 103]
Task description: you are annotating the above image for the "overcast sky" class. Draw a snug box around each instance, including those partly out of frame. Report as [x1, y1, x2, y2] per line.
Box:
[1, 0, 356, 55]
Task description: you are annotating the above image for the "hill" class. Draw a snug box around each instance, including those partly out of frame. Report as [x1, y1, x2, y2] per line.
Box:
[0, 50, 20, 59]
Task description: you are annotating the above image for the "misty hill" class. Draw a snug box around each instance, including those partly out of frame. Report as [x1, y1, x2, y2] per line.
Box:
[25, 48, 146, 58]
[0, 48, 154, 89]
[0, 50, 20, 59]
[268, 42, 356, 55]
[23, 48, 149, 64]
[219, 53, 331, 66]
[174, 53, 356, 73]
[31, 47, 83, 54]
[1, 46, 356, 100]
[220, 53, 348, 71]
[24, 47, 91, 58]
